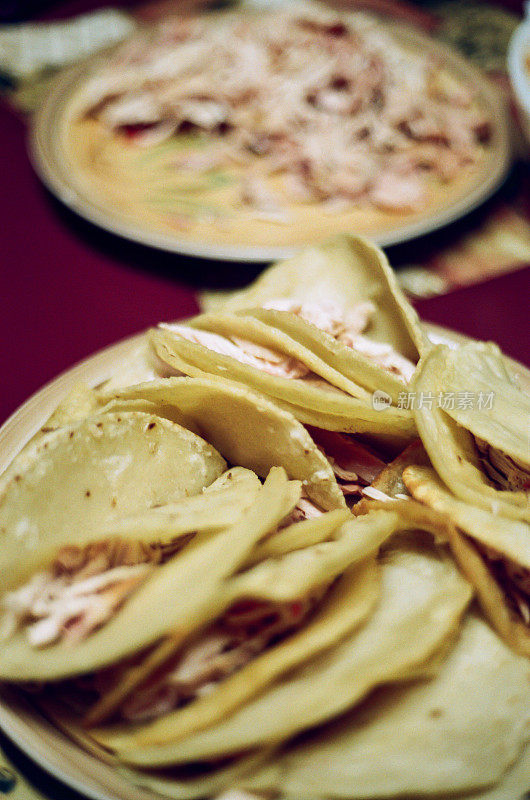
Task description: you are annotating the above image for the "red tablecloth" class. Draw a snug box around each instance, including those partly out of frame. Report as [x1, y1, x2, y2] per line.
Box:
[1, 76, 529, 427]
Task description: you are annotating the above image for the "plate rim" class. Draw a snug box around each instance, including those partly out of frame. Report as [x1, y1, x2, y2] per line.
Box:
[29, 15, 513, 263]
[0, 686, 160, 800]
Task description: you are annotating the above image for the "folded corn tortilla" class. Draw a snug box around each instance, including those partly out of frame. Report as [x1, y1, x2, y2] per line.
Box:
[201, 234, 427, 364]
[404, 465, 530, 657]
[97, 533, 471, 768]
[412, 343, 530, 522]
[89, 509, 398, 744]
[150, 324, 417, 449]
[0, 467, 296, 681]
[0, 410, 227, 592]
[246, 613, 530, 798]
[98, 375, 347, 510]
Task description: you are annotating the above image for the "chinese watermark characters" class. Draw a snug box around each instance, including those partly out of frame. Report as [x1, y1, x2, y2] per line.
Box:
[372, 390, 495, 412]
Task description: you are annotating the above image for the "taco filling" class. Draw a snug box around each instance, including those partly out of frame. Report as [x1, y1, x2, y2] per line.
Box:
[0, 536, 189, 649]
[44, 502, 388, 730]
[480, 546, 530, 626]
[262, 298, 415, 383]
[307, 427, 387, 499]
[160, 323, 311, 381]
[76, 4, 489, 215]
[474, 438, 530, 493]
[281, 495, 323, 523]
[161, 293, 415, 390]
[92, 591, 323, 724]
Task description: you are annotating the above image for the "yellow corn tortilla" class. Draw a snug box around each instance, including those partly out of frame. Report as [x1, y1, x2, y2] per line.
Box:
[91, 509, 398, 742]
[269, 396, 416, 450]
[246, 507, 351, 565]
[403, 466, 530, 570]
[100, 466, 262, 542]
[440, 341, 530, 468]
[201, 235, 427, 363]
[91, 560, 379, 747]
[412, 344, 530, 521]
[366, 491, 530, 657]
[246, 613, 530, 798]
[33, 691, 272, 800]
[98, 375, 347, 510]
[119, 750, 271, 800]
[403, 465, 530, 657]
[0, 410, 227, 592]
[98, 534, 471, 767]
[239, 305, 408, 402]
[82, 504, 359, 726]
[187, 311, 374, 401]
[0, 467, 297, 681]
[149, 330, 417, 448]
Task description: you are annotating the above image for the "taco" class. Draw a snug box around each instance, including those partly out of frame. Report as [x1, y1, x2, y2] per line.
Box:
[99, 376, 413, 508]
[412, 342, 530, 521]
[201, 235, 426, 369]
[202, 235, 427, 393]
[246, 613, 530, 799]
[0, 409, 227, 594]
[0, 374, 355, 687]
[0, 459, 300, 682]
[98, 375, 347, 510]
[4, 488, 403, 763]
[0, 384, 403, 745]
[150, 321, 416, 448]
[150, 236, 425, 447]
[92, 530, 471, 769]
[84, 507, 398, 739]
[403, 465, 530, 657]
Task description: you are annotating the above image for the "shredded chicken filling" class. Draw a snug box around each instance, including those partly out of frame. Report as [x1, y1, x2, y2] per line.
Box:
[480, 544, 530, 626]
[281, 496, 324, 526]
[0, 537, 188, 649]
[307, 427, 387, 500]
[263, 299, 416, 382]
[475, 438, 530, 493]
[115, 591, 323, 722]
[83, 6, 490, 215]
[163, 296, 415, 388]
[161, 323, 311, 380]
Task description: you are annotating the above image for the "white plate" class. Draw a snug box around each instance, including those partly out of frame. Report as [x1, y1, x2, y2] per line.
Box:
[0, 324, 528, 800]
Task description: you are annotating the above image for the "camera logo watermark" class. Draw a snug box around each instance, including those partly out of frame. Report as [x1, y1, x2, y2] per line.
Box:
[372, 390, 495, 411]
[372, 390, 392, 411]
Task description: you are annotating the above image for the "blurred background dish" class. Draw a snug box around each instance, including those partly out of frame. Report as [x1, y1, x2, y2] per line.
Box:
[30, 3, 511, 262]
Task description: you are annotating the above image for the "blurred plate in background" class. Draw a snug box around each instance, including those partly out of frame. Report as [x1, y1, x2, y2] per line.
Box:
[30, 10, 512, 262]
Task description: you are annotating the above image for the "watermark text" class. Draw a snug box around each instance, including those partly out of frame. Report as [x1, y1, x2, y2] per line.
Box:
[372, 390, 495, 411]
